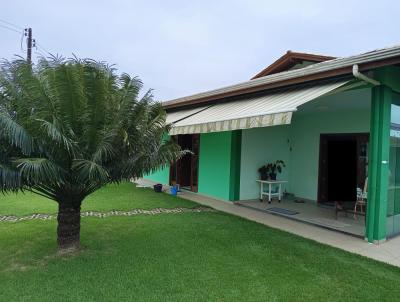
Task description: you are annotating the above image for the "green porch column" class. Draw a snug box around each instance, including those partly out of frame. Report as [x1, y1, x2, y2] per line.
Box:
[198, 130, 241, 201]
[366, 85, 391, 243]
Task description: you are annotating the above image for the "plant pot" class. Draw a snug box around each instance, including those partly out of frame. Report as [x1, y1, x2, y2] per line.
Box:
[153, 184, 163, 193]
[260, 172, 269, 180]
[269, 173, 277, 181]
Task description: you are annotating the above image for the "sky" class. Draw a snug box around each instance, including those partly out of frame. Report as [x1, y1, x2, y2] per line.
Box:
[1, 0, 400, 102]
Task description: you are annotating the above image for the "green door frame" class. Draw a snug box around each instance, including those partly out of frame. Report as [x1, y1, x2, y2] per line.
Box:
[366, 85, 392, 243]
[229, 130, 242, 201]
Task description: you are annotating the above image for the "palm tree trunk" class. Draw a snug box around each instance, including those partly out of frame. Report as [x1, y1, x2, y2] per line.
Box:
[57, 202, 81, 251]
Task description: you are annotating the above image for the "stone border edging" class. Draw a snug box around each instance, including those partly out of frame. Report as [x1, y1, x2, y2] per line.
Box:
[0, 207, 216, 223]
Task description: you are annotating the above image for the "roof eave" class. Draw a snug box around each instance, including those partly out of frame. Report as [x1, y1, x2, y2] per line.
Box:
[163, 55, 400, 110]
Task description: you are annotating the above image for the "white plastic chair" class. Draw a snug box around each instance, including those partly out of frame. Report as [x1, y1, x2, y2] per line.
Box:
[354, 179, 368, 219]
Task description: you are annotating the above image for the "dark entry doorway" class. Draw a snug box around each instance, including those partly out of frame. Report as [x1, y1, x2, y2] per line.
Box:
[318, 133, 369, 205]
[169, 134, 200, 192]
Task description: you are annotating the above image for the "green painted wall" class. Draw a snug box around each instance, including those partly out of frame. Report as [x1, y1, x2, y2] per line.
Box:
[239, 88, 371, 201]
[144, 166, 170, 184]
[143, 133, 170, 184]
[289, 109, 370, 201]
[198, 131, 233, 200]
[240, 126, 291, 200]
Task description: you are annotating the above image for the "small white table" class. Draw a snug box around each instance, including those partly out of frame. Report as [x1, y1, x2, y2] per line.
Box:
[256, 180, 288, 203]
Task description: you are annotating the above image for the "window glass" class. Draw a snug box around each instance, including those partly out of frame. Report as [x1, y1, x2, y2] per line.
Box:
[387, 94, 400, 237]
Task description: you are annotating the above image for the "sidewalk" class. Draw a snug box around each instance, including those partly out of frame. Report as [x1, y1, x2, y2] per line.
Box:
[137, 179, 400, 267]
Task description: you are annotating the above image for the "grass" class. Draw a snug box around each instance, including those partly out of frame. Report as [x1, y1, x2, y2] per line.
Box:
[1, 183, 400, 301]
[0, 182, 198, 216]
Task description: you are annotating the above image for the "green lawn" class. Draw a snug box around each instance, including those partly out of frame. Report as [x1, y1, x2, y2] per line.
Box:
[1, 183, 400, 301]
[0, 182, 198, 216]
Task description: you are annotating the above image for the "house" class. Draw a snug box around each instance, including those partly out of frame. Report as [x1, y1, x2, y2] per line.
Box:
[145, 46, 400, 244]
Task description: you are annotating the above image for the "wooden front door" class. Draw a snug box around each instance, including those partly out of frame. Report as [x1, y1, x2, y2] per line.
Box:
[190, 134, 200, 192]
[318, 133, 369, 205]
[169, 134, 200, 192]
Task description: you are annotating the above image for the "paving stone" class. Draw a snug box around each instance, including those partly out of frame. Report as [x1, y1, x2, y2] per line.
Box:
[0, 207, 215, 223]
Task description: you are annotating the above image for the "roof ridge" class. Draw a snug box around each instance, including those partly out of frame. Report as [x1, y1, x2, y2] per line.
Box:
[251, 51, 336, 79]
[265, 44, 400, 76]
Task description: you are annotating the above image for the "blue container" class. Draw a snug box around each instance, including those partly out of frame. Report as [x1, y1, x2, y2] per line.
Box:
[170, 185, 178, 196]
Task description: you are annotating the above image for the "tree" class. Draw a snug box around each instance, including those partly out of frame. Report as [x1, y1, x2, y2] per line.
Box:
[0, 57, 182, 252]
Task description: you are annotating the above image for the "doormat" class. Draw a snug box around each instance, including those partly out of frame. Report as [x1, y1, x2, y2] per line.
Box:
[267, 207, 299, 215]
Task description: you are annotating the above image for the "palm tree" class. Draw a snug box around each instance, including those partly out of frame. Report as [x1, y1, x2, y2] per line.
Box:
[0, 57, 182, 252]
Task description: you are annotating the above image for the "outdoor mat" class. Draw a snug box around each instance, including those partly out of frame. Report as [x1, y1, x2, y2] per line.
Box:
[267, 207, 299, 215]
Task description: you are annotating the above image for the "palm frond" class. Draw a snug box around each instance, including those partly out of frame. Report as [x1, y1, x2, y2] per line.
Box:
[0, 112, 35, 155]
[0, 163, 21, 191]
[91, 129, 119, 164]
[13, 158, 65, 186]
[71, 159, 110, 184]
[35, 118, 76, 155]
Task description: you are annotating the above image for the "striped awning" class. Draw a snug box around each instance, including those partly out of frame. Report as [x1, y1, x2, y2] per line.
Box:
[166, 106, 210, 124]
[168, 80, 350, 135]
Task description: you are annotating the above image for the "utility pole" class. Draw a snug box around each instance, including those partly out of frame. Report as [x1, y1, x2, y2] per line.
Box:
[25, 28, 35, 63]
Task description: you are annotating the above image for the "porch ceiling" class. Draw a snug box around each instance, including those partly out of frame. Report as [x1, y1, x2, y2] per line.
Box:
[296, 87, 371, 115]
[169, 79, 351, 135]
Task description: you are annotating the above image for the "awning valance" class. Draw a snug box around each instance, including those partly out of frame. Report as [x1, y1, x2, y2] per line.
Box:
[168, 80, 349, 135]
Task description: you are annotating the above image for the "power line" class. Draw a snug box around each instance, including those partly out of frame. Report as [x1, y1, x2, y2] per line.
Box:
[0, 23, 21, 34]
[36, 42, 51, 55]
[0, 18, 53, 61]
[0, 18, 23, 30]
[35, 44, 49, 58]
[35, 50, 47, 58]
[0, 18, 26, 54]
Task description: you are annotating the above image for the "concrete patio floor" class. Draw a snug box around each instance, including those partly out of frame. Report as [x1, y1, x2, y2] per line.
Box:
[236, 199, 365, 237]
[137, 179, 400, 267]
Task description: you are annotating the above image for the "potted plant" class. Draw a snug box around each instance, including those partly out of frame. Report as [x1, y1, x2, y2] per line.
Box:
[258, 160, 285, 181]
[267, 160, 285, 180]
[258, 164, 270, 180]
